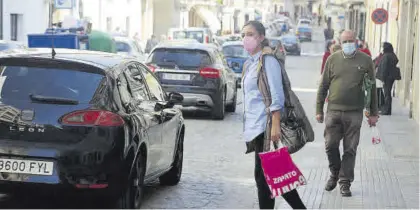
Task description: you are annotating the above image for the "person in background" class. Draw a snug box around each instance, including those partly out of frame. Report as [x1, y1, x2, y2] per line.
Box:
[145, 34, 158, 53]
[324, 21, 334, 41]
[241, 20, 306, 209]
[376, 42, 399, 115]
[316, 30, 378, 197]
[281, 23, 288, 35]
[358, 40, 371, 57]
[321, 40, 335, 74]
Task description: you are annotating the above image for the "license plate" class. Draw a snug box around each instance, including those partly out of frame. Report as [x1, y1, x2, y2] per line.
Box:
[162, 73, 190, 81]
[0, 158, 54, 175]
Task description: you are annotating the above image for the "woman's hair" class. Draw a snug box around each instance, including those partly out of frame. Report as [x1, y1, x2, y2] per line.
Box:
[383, 42, 394, 53]
[325, 40, 334, 52]
[243, 20, 269, 47]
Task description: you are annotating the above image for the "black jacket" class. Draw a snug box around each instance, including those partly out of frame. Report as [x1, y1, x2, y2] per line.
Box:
[376, 52, 399, 81]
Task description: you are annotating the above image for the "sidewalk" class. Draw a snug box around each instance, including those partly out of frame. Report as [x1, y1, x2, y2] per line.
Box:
[276, 99, 419, 209]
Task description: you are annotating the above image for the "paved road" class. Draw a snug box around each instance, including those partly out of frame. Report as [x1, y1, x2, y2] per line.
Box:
[1, 26, 418, 209]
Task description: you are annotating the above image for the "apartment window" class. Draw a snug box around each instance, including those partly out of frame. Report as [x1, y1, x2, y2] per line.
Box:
[10, 14, 18, 41]
[106, 17, 112, 32]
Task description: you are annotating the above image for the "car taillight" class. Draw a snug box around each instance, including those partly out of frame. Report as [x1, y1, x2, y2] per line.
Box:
[205, 36, 209, 43]
[147, 64, 157, 72]
[61, 110, 124, 126]
[200, 67, 220, 78]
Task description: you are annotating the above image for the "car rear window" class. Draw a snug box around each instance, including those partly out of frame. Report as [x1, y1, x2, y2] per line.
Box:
[0, 66, 104, 103]
[222, 45, 248, 58]
[116, 41, 131, 52]
[268, 39, 282, 48]
[173, 31, 204, 43]
[148, 49, 212, 69]
[299, 20, 311, 25]
[281, 36, 298, 43]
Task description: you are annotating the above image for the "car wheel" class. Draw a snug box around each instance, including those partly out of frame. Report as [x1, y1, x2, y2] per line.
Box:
[116, 156, 146, 209]
[225, 87, 237, 113]
[159, 132, 184, 186]
[212, 91, 225, 120]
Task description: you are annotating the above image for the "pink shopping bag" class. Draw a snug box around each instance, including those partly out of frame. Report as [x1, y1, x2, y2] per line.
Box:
[371, 126, 381, 145]
[259, 147, 307, 198]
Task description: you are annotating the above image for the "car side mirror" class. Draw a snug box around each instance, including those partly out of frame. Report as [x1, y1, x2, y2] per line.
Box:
[168, 92, 183, 104]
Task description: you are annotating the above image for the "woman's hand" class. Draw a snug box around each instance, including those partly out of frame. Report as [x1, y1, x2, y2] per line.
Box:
[270, 111, 282, 142]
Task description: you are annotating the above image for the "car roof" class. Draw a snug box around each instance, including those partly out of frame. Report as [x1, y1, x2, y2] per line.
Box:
[267, 37, 282, 40]
[113, 36, 134, 42]
[153, 42, 214, 52]
[0, 48, 135, 70]
[222, 41, 243, 47]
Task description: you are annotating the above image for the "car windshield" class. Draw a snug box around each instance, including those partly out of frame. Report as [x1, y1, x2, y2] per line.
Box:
[281, 36, 297, 44]
[222, 45, 248, 58]
[0, 44, 17, 51]
[173, 31, 204, 43]
[116, 41, 131, 52]
[299, 20, 311, 25]
[0, 66, 104, 103]
[268, 39, 281, 48]
[148, 49, 211, 69]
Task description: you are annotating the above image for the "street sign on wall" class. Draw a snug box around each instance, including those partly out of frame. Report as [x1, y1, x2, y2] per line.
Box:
[55, 0, 73, 9]
[371, 8, 389, 24]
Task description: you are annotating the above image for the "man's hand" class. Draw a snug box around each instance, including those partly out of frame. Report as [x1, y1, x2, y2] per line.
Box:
[316, 114, 324, 123]
[368, 115, 379, 127]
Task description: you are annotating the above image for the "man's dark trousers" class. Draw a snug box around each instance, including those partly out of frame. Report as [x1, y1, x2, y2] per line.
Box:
[324, 110, 363, 185]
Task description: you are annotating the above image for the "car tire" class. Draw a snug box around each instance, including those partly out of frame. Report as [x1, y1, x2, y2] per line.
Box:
[212, 91, 225, 120]
[159, 132, 184, 186]
[116, 156, 146, 209]
[225, 87, 237, 113]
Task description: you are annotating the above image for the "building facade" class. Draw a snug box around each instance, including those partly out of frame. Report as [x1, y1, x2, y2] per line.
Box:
[1, 0, 50, 43]
[364, 0, 419, 122]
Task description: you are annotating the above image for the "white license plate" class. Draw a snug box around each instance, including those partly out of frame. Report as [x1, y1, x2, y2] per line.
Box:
[0, 158, 54, 175]
[162, 73, 190, 81]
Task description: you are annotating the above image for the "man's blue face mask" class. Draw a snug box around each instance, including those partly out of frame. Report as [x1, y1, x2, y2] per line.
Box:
[342, 42, 356, 55]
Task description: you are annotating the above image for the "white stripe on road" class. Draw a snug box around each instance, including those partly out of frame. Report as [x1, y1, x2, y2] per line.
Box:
[291, 87, 318, 92]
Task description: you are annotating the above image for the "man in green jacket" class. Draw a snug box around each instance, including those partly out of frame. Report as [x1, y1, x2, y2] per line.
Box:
[316, 30, 379, 197]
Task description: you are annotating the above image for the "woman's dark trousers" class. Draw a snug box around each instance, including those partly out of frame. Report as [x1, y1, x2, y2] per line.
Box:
[382, 79, 395, 114]
[253, 133, 306, 209]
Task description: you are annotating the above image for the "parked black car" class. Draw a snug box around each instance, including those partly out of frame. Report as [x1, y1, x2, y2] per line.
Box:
[146, 41, 238, 119]
[280, 35, 301, 55]
[0, 48, 185, 208]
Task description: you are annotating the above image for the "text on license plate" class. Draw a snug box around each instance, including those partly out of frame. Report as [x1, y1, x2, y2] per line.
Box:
[0, 158, 54, 175]
[162, 73, 190, 81]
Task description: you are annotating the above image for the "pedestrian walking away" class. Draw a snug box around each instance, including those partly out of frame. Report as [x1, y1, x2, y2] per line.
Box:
[316, 30, 379, 197]
[241, 20, 306, 209]
[376, 42, 401, 115]
[324, 21, 334, 41]
[373, 52, 385, 110]
[145, 34, 159, 53]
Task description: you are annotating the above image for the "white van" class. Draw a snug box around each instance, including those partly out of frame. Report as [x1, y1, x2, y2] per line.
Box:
[168, 27, 214, 44]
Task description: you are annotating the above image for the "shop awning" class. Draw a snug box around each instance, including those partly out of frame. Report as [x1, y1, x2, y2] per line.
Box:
[194, 7, 221, 33]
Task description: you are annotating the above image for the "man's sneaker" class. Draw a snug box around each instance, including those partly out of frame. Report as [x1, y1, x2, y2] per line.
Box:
[340, 184, 352, 197]
[324, 177, 338, 191]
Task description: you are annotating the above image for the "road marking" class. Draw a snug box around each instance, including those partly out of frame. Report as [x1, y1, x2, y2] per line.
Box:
[292, 87, 318, 92]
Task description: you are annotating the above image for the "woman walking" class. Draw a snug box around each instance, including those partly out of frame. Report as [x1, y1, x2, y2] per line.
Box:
[377, 42, 399, 115]
[321, 40, 335, 74]
[241, 20, 306, 209]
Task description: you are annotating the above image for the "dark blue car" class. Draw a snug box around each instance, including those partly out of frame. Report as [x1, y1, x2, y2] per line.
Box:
[222, 41, 249, 86]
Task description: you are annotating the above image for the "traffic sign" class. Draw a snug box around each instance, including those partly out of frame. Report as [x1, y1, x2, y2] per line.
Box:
[371, 8, 389, 24]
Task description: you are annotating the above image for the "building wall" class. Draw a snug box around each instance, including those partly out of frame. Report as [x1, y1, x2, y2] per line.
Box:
[364, 0, 419, 122]
[2, 0, 49, 43]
